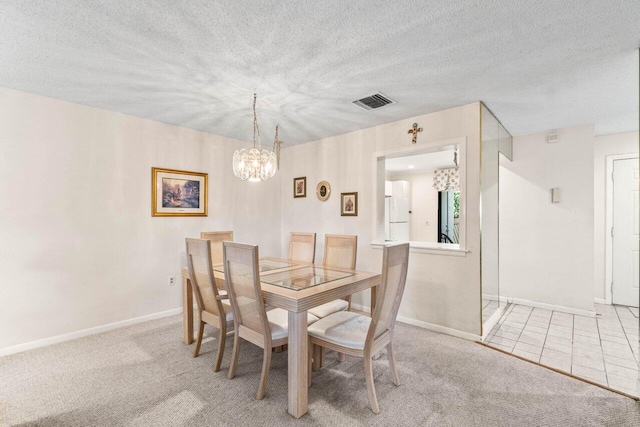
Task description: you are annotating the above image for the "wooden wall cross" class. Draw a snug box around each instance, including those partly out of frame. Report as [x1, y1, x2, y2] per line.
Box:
[408, 123, 423, 144]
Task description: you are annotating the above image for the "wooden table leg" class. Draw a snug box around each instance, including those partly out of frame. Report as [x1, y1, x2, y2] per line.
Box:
[370, 285, 381, 359]
[370, 285, 378, 316]
[288, 311, 308, 418]
[183, 276, 194, 345]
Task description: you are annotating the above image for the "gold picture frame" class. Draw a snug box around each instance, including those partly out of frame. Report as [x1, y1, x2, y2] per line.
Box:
[293, 177, 306, 198]
[316, 181, 331, 201]
[341, 192, 358, 216]
[152, 167, 208, 217]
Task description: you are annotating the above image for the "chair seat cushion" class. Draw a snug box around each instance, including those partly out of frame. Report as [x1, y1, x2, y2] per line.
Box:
[221, 299, 233, 323]
[308, 299, 349, 318]
[266, 308, 321, 341]
[308, 311, 371, 350]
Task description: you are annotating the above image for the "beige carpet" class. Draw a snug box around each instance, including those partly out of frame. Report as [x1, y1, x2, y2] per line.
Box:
[1, 315, 639, 426]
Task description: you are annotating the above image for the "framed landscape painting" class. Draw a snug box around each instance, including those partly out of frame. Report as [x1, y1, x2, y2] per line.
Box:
[152, 167, 207, 216]
[341, 192, 358, 216]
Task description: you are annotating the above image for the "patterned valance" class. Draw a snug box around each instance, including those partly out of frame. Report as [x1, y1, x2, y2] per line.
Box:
[433, 167, 460, 192]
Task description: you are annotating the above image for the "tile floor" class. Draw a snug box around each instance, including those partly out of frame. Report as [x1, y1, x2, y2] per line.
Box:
[485, 303, 639, 397]
[482, 299, 500, 324]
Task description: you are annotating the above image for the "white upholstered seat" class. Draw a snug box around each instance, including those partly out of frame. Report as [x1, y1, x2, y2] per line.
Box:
[308, 299, 349, 319]
[308, 311, 370, 350]
[265, 308, 320, 340]
[220, 299, 233, 323]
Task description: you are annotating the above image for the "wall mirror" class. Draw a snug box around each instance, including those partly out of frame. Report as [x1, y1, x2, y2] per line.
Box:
[481, 104, 513, 332]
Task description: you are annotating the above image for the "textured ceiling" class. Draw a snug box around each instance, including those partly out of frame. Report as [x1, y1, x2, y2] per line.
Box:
[1, 1, 639, 145]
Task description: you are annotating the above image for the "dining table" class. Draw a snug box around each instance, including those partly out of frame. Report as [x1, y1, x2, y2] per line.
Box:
[181, 256, 381, 418]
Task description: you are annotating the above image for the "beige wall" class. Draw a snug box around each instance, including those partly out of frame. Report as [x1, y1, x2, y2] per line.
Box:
[280, 103, 482, 336]
[500, 125, 595, 313]
[5, 85, 626, 350]
[593, 132, 639, 300]
[0, 88, 282, 351]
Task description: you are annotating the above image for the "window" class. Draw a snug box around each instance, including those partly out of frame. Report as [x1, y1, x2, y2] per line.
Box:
[373, 137, 466, 253]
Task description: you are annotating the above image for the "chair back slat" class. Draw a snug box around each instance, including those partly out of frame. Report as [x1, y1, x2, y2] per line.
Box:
[288, 232, 316, 263]
[186, 238, 224, 317]
[323, 234, 357, 269]
[367, 243, 409, 343]
[201, 231, 234, 266]
[223, 242, 270, 337]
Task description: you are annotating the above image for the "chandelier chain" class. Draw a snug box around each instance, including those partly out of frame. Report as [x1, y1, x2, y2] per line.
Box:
[253, 93, 261, 148]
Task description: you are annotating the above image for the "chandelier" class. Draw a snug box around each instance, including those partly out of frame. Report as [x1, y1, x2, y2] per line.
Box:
[232, 93, 282, 182]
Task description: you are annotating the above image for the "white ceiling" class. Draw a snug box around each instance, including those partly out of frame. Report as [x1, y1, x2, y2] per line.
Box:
[386, 150, 456, 174]
[1, 1, 638, 146]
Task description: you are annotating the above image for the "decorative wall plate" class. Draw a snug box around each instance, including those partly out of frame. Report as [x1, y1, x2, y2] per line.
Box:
[316, 181, 331, 201]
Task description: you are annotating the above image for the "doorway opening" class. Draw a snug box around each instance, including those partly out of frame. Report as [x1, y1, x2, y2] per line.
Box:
[608, 155, 639, 308]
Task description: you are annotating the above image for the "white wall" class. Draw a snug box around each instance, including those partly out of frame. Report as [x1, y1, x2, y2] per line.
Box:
[0, 88, 281, 351]
[500, 125, 595, 313]
[5, 85, 632, 350]
[593, 132, 639, 300]
[280, 103, 483, 336]
[388, 172, 439, 242]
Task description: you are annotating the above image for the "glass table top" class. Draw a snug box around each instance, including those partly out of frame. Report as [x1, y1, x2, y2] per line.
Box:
[212, 258, 297, 273]
[260, 266, 355, 291]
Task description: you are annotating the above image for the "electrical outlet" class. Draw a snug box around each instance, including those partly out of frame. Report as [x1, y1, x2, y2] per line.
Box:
[168, 275, 176, 286]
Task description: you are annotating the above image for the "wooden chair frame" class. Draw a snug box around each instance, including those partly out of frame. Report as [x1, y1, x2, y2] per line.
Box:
[314, 234, 359, 363]
[323, 234, 357, 307]
[323, 234, 357, 269]
[288, 232, 316, 264]
[185, 238, 232, 372]
[309, 243, 409, 413]
[223, 241, 288, 400]
[200, 231, 234, 266]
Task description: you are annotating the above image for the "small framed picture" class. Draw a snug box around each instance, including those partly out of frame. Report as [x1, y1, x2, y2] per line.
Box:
[293, 177, 306, 198]
[341, 192, 358, 216]
[316, 181, 331, 201]
[152, 167, 207, 216]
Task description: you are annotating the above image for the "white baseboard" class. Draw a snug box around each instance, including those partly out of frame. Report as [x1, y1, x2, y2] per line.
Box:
[506, 297, 597, 318]
[594, 298, 607, 305]
[351, 303, 370, 314]
[481, 305, 508, 340]
[396, 315, 482, 342]
[0, 307, 183, 357]
[351, 303, 482, 342]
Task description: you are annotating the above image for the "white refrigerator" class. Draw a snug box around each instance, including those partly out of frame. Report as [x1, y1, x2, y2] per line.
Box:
[385, 197, 410, 241]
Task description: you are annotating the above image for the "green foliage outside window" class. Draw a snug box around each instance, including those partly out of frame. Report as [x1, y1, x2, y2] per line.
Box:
[453, 191, 460, 219]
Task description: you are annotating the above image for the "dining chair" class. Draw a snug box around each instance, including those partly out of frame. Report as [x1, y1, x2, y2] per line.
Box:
[185, 238, 233, 372]
[308, 242, 409, 413]
[223, 241, 320, 399]
[288, 232, 316, 263]
[200, 231, 234, 266]
[308, 234, 357, 319]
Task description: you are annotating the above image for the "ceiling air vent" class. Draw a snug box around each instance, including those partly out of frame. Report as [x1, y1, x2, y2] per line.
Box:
[353, 93, 395, 110]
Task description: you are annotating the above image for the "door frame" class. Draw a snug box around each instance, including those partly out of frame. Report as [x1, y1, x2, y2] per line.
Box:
[605, 153, 639, 305]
